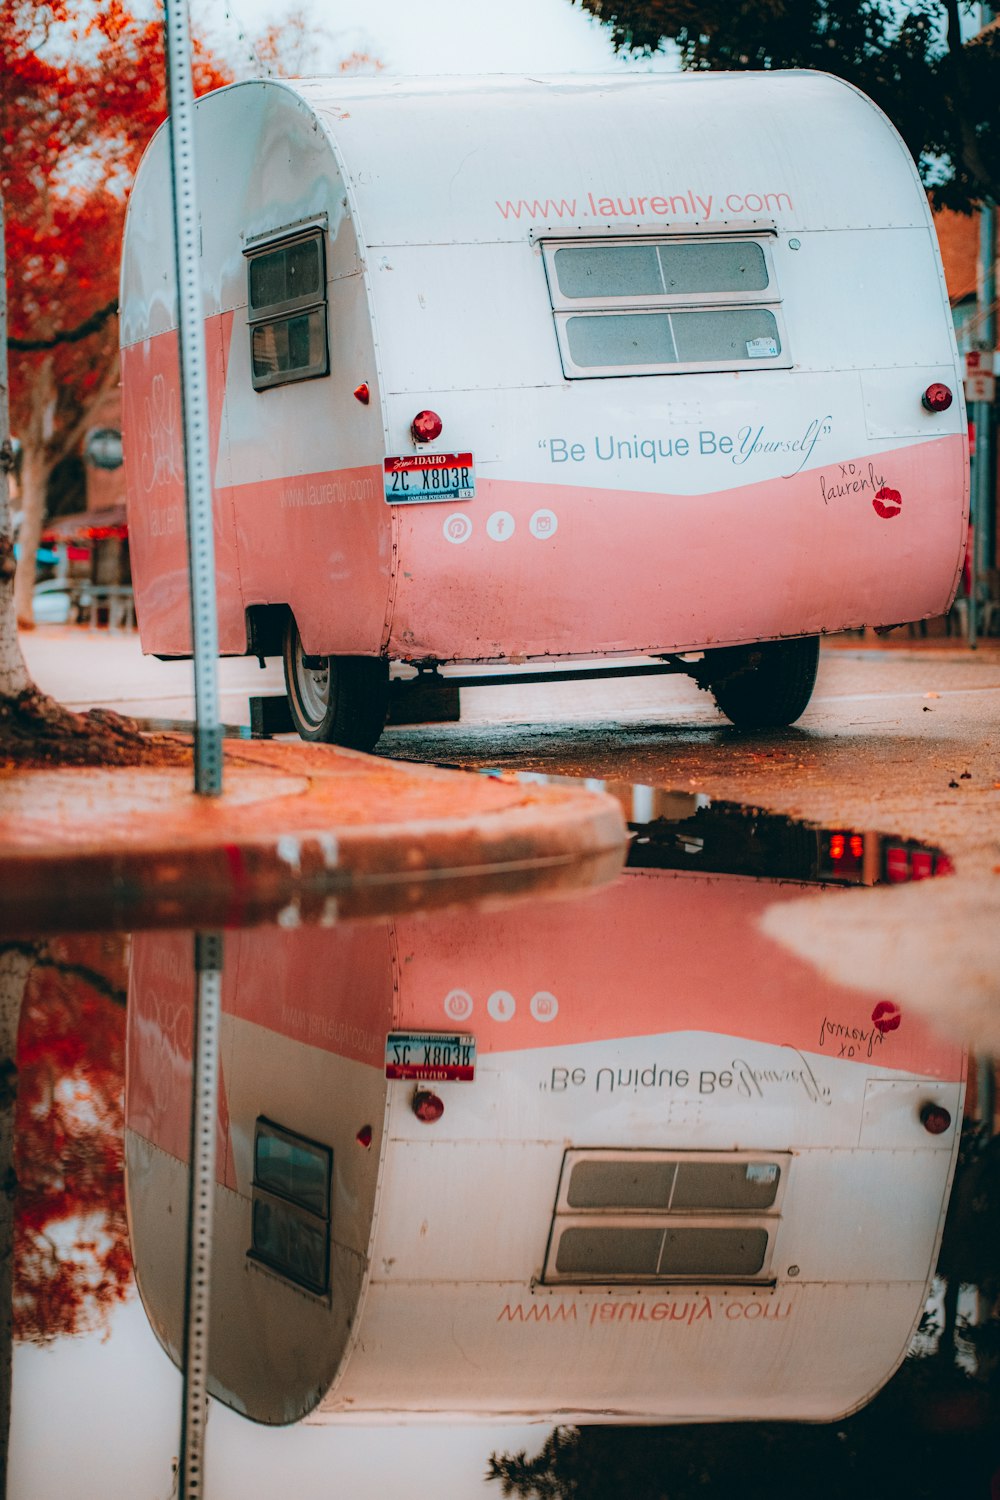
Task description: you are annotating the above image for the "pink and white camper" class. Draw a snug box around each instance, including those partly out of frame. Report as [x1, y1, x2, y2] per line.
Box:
[120, 72, 968, 746]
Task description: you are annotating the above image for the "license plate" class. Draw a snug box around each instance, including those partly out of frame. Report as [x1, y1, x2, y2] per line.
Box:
[384, 452, 475, 504]
[385, 1031, 476, 1082]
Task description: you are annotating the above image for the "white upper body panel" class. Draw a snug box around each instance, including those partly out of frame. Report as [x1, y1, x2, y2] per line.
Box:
[291, 71, 931, 245]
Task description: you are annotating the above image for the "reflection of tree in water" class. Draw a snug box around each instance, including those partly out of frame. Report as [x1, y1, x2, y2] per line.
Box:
[13, 935, 130, 1342]
[935, 1122, 1000, 1382]
[488, 1363, 999, 1499]
[628, 802, 822, 883]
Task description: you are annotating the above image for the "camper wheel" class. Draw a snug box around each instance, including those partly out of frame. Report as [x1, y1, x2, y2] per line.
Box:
[282, 619, 389, 750]
[702, 635, 820, 730]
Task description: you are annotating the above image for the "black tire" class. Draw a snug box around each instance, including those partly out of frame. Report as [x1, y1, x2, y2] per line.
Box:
[704, 635, 820, 730]
[282, 618, 389, 750]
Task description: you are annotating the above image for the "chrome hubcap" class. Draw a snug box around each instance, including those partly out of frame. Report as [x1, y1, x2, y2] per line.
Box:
[295, 644, 332, 724]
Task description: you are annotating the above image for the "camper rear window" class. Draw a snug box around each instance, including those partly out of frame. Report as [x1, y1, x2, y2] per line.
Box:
[542, 1150, 786, 1285]
[542, 236, 789, 378]
[245, 230, 329, 391]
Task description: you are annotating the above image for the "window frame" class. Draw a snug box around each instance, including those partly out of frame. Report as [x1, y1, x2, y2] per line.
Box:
[244, 225, 330, 393]
[541, 234, 791, 379]
[247, 1117, 333, 1298]
[541, 1149, 789, 1287]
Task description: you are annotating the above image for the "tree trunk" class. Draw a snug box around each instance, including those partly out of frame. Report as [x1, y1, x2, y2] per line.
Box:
[943, 0, 1000, 205]
[0, 945, 34, 1495]
[11, 370, 52, 631]
[0, 192, 33, 696]
[0, 259, 173, 761]
[11, 342, 122, 633]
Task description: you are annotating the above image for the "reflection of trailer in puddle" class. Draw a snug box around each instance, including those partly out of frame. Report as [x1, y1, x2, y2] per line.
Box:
[620, 786, 956, 887]
[125, 792, 963, 1426]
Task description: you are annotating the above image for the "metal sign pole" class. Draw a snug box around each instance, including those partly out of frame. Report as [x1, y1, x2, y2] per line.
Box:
[969, 410, 980, 650]
[162, 3, 224, 1491]
[164, 0, 223, 795]
[977, 199, 996, 633]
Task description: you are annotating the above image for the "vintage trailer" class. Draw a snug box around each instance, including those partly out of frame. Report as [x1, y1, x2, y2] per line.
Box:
[124, 795, 963, 1425]
[119, 72, 968, 747]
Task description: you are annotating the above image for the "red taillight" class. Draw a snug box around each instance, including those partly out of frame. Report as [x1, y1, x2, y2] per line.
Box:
[829, 833, 845, 860]
[413, 1089, 444, 1123]
[885, 844, 952, 882]
[849, 834, 864, 859]
[920, 1102, 952, 1135]
[411, 409, 443, 443]
[353, 382, 370, 405]
[922, 383, 953, 413]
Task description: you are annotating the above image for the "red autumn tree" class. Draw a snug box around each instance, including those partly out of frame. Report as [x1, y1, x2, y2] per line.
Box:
[3, 0, 233, 634]
[13, 934, 131, 1342]
[1, 4, 337, 762]
[0, 931, 129, 1479]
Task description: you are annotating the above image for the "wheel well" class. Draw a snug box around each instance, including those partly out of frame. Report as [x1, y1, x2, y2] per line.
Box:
[245, 603, 290, 659]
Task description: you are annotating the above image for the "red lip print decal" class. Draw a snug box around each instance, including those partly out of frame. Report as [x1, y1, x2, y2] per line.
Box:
[872, 1001, 902, 1034]
[873, 487, 902, 519]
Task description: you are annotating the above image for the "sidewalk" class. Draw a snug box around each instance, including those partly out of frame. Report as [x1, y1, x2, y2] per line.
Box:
[19, 623, 283, 728]
[0, 734, 627, 937]
[824, 625, 1000, 656]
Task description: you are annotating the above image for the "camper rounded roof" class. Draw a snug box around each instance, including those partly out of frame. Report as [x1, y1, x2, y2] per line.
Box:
[251, 70, 927, 244]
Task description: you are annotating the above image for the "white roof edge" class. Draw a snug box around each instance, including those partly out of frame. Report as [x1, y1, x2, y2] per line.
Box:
[280, 68, 856, 97]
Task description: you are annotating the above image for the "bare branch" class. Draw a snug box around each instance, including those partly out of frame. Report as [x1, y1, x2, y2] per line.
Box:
[47, 351, 121, 471]
[8, 299, 119, 353]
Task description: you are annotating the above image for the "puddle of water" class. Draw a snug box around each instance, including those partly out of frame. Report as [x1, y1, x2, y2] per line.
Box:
[2, 785, 989, 1500]
[508, 774, 954, 886]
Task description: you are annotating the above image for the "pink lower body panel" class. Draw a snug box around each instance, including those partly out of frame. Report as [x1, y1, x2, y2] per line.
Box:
[386, 435, 967, 661]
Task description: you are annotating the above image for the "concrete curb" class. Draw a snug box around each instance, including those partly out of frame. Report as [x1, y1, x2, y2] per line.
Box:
[0, 740, 628, 934]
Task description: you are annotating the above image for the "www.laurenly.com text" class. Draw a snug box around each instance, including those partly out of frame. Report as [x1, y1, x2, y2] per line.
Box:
[495, 189, 794, 222]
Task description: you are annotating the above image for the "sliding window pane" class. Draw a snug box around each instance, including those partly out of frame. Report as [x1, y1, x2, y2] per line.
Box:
[556, 1227, 663, 1277]
[659, 1227, 768, 1277]
[565, 312, 677, 367]
[554, 244, 664, 299]
[670, 308, 780, 363]
[658, 240, 768, 295]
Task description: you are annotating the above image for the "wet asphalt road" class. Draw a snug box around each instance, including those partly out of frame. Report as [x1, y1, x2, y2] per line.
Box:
[379, 640, 1000, 877]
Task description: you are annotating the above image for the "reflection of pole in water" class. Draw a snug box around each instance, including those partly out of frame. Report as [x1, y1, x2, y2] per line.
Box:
[179, 933, 223, 1500]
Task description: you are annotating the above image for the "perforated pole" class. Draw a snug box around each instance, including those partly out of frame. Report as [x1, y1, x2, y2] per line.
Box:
[163, 0, 223, 794]
[178, 931, 224, 1500]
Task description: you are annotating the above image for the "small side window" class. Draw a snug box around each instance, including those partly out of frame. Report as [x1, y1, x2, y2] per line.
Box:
[245, 230, 329, 392]
[248, 1118, 332, 1296]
